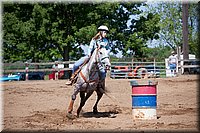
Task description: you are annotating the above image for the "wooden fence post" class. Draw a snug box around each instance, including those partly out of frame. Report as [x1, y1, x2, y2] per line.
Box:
[153, 58, 156, 76]
[54, 61, 58, 80]
[25, 62, 29, 81]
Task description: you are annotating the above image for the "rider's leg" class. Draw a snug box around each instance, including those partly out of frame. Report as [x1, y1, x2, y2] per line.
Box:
[73, 56, 88, 73]
[99, 69, 106, 80]
[98, 67, 106, 88]
[66, 56, 88, 85]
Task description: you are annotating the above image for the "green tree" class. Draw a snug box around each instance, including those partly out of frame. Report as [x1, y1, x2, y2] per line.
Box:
[3, 3, 50, 62]
[147, 2, 198, 56]
[126, 12, 160, 58]
[188, 3, 198, 57]
[3, 2, 161, 63]
[145, 45, 171, 61]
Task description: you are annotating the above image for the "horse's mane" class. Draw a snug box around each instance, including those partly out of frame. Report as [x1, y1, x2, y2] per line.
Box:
[85, 48, 98, 73]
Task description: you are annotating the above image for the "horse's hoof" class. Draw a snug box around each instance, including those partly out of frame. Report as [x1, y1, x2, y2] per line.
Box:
[66, 113, 76, 119]
[108, 113, 116, 118]
[93, 109, 98, 114]
[76, 114, 79, 118]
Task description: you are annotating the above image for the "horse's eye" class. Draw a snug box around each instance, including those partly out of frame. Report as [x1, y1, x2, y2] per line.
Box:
[100, 52, 102, 55]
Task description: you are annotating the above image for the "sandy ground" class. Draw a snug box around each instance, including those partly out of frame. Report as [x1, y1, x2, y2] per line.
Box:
[1, 75, 199, 132]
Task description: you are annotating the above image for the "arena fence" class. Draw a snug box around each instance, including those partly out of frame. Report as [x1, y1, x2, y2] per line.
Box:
[177, 59, 200, 74]
[2, 58, 199, 80]
[2, 61, 75, 80]
[109, 58, 166, 79]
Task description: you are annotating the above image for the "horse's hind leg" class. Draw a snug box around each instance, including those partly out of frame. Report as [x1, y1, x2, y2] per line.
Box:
[93, 90, 103, 114]
[77, 91, 93, 117]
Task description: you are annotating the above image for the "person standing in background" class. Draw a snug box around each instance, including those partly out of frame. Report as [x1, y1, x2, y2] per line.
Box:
[168, 51, 177, 76]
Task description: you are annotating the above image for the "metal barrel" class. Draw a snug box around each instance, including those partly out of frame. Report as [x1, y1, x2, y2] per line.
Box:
[130, 80, 157, 119]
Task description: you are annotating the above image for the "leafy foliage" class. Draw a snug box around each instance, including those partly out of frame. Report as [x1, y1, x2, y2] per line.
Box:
[3, 2, 160, 63]
[147, 2, 198, 57]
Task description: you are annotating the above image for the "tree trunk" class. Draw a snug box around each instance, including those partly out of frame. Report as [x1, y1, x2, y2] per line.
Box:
[63, 46, 71, 79]
[198, 2, 200, 59]
[63, 46, 69, 61]
[182, 2, 189, 74]
[182, 3, 189, 60]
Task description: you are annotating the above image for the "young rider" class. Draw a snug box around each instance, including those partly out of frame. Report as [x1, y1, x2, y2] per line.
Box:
[66, 25, 110, 85]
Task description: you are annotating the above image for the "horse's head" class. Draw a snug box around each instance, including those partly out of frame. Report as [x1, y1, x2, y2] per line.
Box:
[97, 46, 111, 70]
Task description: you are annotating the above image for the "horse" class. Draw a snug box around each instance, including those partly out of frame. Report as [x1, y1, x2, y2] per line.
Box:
[67, 46, 111, 118]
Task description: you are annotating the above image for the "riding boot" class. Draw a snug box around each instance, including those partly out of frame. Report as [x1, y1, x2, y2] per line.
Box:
[65, 73, 77, 85]
[66, 67, 82, 85]
[65, 80, 72, 85]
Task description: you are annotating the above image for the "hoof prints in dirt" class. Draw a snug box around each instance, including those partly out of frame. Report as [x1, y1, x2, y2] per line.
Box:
[159, 107, 196, 116]
[22, 109, 73, 129]
[104, 104, 123, 114]
[168, 78, 198, 83]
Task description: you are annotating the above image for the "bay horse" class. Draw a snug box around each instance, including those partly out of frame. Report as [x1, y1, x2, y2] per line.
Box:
[67, 46, 111, 118]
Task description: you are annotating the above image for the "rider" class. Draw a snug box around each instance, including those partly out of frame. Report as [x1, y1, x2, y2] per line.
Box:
[66, 25, 110, 85]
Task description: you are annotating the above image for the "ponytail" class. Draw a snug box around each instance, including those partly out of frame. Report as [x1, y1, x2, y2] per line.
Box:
[92, 32, 101, 40]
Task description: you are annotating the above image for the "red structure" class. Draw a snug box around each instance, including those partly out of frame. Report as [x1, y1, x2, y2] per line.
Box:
[49, 70, 64, 80]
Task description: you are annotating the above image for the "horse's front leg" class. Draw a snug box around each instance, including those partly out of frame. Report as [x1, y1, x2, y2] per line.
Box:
[93, 89, 103, 114]
[67, 94, 76, 114]
[76, 91, 85, 117]
[93, 80, 105, 114]
[67, 85, 79, 115]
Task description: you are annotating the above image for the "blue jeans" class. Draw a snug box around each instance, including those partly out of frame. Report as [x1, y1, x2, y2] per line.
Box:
[73, 56, 106, 80]
[73, 56, 88, 73]
[98, 65, 107, 80]
[169, 63, 176, 70]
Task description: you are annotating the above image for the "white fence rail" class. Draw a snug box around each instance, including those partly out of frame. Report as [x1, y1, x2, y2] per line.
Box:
[2, 58, 199, 79]
[177, 59, 200, 74]
[3, 61, 75, 80]
[110, 60, 166, 79]
[3, 61, 75, 73]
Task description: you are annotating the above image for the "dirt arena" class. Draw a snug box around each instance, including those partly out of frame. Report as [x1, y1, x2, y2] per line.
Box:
[2, 75, 199, 132]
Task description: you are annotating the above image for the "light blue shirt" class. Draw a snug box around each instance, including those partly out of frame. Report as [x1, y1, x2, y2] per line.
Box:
[87, 38, 109, 56]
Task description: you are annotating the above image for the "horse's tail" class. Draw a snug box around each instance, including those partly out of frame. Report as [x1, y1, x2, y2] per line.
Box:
[99, 86, 120, 105]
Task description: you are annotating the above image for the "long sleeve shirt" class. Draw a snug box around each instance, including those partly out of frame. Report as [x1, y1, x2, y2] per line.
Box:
[87, 38, 109, 56]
